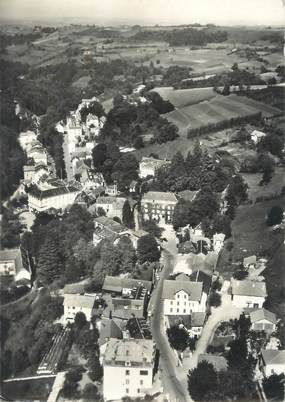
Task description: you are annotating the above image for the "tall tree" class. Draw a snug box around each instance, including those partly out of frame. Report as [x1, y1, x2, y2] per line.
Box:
[37, 232, 64, 286]
[122, 200, 135, 229]
[137, 234, 160, 263]
[188, 361, 218, 401]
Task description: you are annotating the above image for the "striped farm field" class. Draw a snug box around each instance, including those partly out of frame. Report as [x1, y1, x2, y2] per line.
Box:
[151, 86, 216, 108]
[164, 94, 282, 136]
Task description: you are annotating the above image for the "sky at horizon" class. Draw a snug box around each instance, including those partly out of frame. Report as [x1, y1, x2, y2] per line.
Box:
[0, 0, 284, 26]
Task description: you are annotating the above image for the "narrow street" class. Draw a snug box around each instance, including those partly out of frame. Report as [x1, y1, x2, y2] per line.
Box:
[150, 250, 192, 402]
[184, 290, 243, 371]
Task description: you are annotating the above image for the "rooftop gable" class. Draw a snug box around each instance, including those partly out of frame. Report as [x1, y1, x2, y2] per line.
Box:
[231, 279, 267, 298]
[162, 280, 203, 301]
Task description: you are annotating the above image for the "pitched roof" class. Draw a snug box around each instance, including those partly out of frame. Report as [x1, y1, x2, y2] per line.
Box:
[64, 294, 96, 309]
[64, 283, 85, 295]
[142, 191, 177, 203]
[103, 338, 154, 365]
[191, 312, 207, 327]
[189, 269, 212, 294]
[0, 248, 29, 275]
[28, 180, 81, 200]
[231, 279, 267, 298]
[250, 309, 277, 324]
[94, 216, 125, 232]
[103, 276, 152, 293]
[96, 196, 126, 208]
[198, 354, 228, 372]
[261, 349, 285, 366]
[162, 280, 203, 301]
[99, 318, 123, 346]
[177, 190, 198, 202]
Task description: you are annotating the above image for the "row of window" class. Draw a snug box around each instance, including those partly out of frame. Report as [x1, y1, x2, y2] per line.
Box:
[126, 370, 148, 375]
[126, 388, 141, 394]
[170, 308, 187, 313]
[125, 379, 144, 386]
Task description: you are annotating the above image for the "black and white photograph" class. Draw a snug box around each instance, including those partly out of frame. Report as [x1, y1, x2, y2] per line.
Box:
[0, 0, 284, 401]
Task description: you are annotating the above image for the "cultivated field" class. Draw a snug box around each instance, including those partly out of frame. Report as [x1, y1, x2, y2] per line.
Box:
[164, 94, 282, 136]
[151, 86, 216, 108]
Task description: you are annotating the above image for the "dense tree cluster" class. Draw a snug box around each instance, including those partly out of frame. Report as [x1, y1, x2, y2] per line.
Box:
[92, 143, 139, 191]
[130, 27, 228, 46]
[137, 234, 161, 263]
[167, 325, 189, 351]
[100, 100, 178, 148]
[150, 144, 235, 194]
[0, 293, 63, 379]
[22, 205, 96, 287]
[0, 206, 23, 249]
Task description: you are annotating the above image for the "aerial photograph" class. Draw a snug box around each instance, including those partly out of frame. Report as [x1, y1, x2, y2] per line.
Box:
[0, 0, 284, 401]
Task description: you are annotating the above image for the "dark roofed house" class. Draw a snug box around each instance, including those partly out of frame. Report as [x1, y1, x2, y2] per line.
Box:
[103, 295, 145, 321]
[0, 248, 31, 286]
[102, 276, 152, 296]
[93, 216, 128, 246]
[189, 269, 212, 295]
[98, 318, 123, 347]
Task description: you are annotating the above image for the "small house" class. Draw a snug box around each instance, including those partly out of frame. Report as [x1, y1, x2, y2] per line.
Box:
[249, 308, 277, 334]
[231, 279, 267, 309]
[259, 349, 285, 377]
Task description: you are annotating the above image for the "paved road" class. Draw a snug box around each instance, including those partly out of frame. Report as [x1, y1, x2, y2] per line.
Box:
[150, 250, 192, 402]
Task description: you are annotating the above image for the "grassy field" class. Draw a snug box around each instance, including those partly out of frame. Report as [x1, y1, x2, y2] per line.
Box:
[242, 168, 285, 202]
[217, 196, 284, 283]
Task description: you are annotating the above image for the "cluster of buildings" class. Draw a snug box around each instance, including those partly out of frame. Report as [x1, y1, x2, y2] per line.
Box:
[19, 130, 52, 185]
[62, 275, 155, 400]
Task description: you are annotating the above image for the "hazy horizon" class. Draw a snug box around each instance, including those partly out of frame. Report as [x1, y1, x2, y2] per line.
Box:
[0, 0, 284, 26]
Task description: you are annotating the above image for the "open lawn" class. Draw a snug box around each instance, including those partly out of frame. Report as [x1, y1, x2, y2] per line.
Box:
[217, 197, 284, 287]
[242, 168, 285, 202]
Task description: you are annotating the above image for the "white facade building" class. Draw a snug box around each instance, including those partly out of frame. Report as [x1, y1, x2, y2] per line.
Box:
[0, 248, 31, 285]
[231, 279, 267, 309]
[63, 294, 96, 324]
[28, 179, 81, 212]
[95, 196, 126, 221]
[103, 338, 154, 401]
[162, 280, 207, 315]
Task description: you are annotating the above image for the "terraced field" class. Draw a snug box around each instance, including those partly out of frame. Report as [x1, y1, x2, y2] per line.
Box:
[165, 94, 282, 135]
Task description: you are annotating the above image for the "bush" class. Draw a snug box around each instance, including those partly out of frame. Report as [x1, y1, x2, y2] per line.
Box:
[209, 291, 222, 307]
[266, 206, 283, 226]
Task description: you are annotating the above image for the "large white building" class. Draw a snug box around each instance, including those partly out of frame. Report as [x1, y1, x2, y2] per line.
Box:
[231, 279, 267, 309]
[63, 294, 96, 324]
[162, 280, 207, 315]
[103, 338, 154, 401]
[28, 178, 81, 212]
[141, 191, 177, 224]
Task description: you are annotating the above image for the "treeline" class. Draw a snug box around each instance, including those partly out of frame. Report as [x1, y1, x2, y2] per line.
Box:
[149, 142, 236, 193]
[187, 112, 262, 138]
[0, 60, 28, 200]
[180, 66, 265, 89]
[130, 27, 228, 46]
[0, 32, 42, 53]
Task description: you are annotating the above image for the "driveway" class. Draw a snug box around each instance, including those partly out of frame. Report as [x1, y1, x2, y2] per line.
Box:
[183, 287, 243, 372]
[150, 250, 192, 402]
